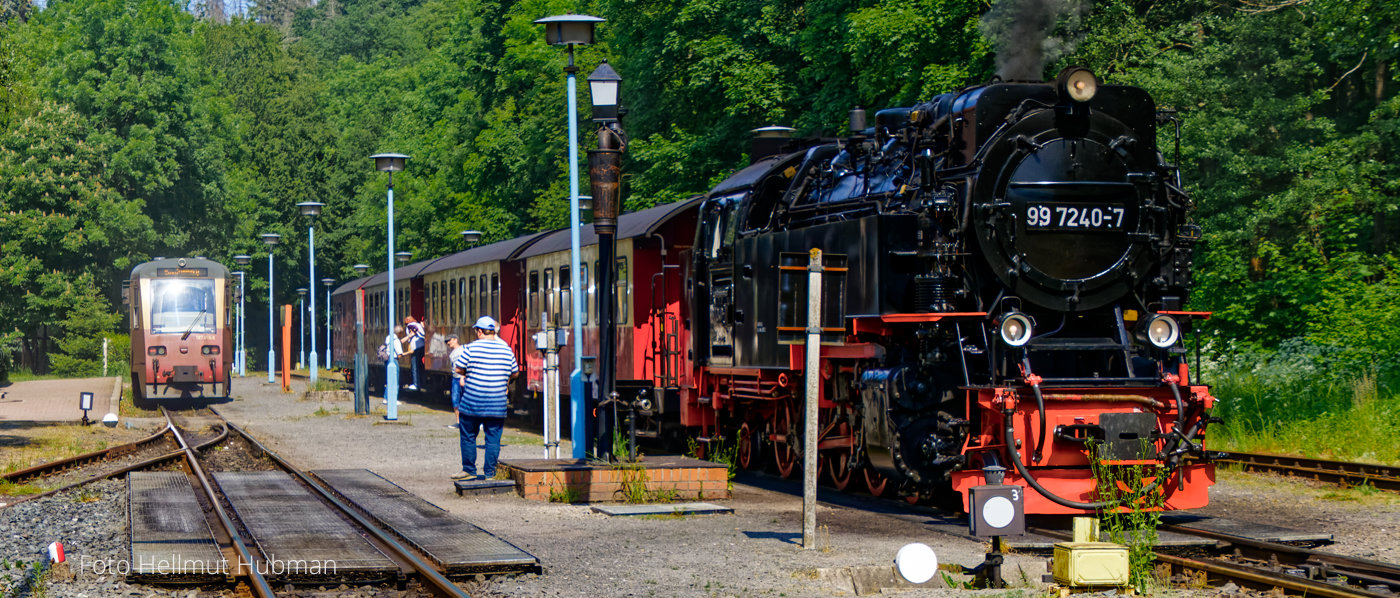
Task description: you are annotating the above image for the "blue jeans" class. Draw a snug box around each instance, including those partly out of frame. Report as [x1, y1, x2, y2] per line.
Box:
[458, 413, 504, 477]
[449, 377, 462, 410]
[411, 346, 425, 388]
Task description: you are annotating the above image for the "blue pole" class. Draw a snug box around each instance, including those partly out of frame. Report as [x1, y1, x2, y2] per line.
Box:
[298, 296, 306, 369]
[309, 224, 318, 383]
[386, 174, 399, 420]
[567, 45, 586, 459]
[267, 252, 276, 384]
[237, 272, 246, 376]
[325, 285, 332, 371]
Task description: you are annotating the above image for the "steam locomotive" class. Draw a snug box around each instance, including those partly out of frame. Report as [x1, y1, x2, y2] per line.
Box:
[332, 67, 1216, 513]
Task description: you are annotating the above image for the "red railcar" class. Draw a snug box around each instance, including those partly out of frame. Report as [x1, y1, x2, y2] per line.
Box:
[125, 257, 234, 407]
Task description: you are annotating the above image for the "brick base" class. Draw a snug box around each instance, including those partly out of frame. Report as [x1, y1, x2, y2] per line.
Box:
[503, 456, 731, 503]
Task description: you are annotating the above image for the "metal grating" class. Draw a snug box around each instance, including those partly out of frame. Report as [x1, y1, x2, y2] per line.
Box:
[128, 471, 228, 580]
[313, 469, 539, 574]
[214, 471, 396, 581]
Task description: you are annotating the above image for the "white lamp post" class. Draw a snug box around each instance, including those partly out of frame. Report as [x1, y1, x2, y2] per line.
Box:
[233, 254, 251, 376]
[299, 201, 324, 382]
[322, 277, 335, 371]
[260, 233, 281, 383]
[296, 287, 308, 370]
[536, 12, 603, 460]
[372, 152, 408, 420]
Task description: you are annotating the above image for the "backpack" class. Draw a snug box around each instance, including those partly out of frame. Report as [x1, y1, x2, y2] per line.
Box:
[377, 341, 391, 362]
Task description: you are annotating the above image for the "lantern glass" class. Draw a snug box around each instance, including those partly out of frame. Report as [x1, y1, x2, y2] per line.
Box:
[298, 201, 324, 217]
[260, 233, 281, 246]
[322, 277, 335, 287]
[461, 230, 483, 245]
[353, 264, 370, 275]
[233, 254, 251, 266]
[534, 14, 603, 46]
[370, 153, 409, 172]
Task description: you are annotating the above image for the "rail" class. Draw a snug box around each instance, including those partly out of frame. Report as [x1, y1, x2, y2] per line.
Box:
[1212, 451, 1400, 492]
[210, 408, 472, 598]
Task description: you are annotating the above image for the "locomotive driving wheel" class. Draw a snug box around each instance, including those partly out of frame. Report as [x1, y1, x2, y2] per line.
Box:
[864, 468, 891, 498]
[736, 422, 762, 470]
[823, 417, 857, 491]
[772, 401, 799, 479]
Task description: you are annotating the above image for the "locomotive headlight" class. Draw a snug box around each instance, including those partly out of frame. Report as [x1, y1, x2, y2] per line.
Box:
[1137, 314, 1181, 348]
[1057, 67, 1098, 103]
[996, 312, 1034, 347]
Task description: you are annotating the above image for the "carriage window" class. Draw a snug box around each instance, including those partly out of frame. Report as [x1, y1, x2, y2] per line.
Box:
[559, 266, 572, 327]
[580, 264, 589, 325]
[543, 268, 555, 326]
[528, 271, 539, 327]
[150, 278, 216, 335]
[449, 280, 457, 325]
[468, 277, 477, 323]
[616, 258, 629, 326]
[481, 274, 490, 319]
[459, 278, 467, 324]
[490, 274, 499, 321]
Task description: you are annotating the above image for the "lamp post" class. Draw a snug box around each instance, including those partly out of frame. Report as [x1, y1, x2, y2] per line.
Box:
[260, 233, 281, 383]
[296, 287, 308, 370]
[588, 60, 626, 459]
[372, 152, 408, 421]
[233, 254, 251, 376]
[299, 201, 324, 382]
[537, 12, 603, 459]
[353, 263, 370, 415]
[322, 277, 334, 371]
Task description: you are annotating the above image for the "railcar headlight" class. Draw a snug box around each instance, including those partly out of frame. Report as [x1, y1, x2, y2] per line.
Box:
[201, 346, 220, 355]
[1137, 314, 1180, 348]
[996, 312, 1033, 347]
[1057, 67, 1098, 103]
[147, 346, 166, 356]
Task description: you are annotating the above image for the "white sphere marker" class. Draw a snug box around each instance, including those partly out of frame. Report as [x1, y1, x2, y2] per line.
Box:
[894, 542, 938, 584]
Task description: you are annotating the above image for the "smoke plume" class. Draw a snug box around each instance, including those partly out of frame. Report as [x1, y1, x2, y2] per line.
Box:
[980, 0, 1093, 81]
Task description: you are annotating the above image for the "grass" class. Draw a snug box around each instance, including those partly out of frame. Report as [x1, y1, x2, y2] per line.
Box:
[1204, 349, 1400, 463]
[117, 386, 161, 418]
[0, 421, 148, 475]
[2, 367, 69, 383]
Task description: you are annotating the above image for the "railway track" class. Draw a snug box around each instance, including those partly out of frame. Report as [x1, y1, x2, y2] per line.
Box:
[0, 420, 185, 507]
[1213, 451, 1400, 492]
[161, 407, 477, 597]
[1031, 522, 1400, 598]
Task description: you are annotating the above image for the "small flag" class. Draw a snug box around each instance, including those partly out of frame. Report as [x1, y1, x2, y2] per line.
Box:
[47, 541, 65, 563]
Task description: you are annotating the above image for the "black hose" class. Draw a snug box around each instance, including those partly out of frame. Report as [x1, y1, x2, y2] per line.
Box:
[1023, 357, 1047, 463]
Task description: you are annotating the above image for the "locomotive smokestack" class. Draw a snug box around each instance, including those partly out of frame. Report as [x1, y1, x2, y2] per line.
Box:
[750, 126, 797, 164]
[980, 0, 1091, 81]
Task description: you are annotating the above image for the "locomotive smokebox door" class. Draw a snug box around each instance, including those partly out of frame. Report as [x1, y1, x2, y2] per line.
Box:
[968, 472, 1025, 537]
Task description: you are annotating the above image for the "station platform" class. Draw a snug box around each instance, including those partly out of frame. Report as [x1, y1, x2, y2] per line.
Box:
[0, 377, 120, 422]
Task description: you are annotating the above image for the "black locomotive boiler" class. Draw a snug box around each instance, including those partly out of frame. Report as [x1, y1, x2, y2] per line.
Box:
[685, 67, 1215, 513]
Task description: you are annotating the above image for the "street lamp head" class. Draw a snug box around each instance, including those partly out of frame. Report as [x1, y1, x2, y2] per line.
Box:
[588, 61, 622, 122]
[578, 195, 594, 213]
[260, 233, 281, 246]
[370, 153, 409, 172]
[460, 230, 483, 245]
[298, 201, 325, 218]
[535, 14, 603, 46]
[297, 287, 308, 297]
[395, 251, 412, 264]
[353, 264, 370, 275]
[233, 254, 252, 266]
[321, 277, 335, 287]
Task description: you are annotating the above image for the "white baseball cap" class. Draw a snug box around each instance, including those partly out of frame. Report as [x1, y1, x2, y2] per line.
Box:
[473, 316, 499, 331]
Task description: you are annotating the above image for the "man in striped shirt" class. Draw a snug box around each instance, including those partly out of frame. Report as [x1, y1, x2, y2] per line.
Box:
[451, 316, 518, 481]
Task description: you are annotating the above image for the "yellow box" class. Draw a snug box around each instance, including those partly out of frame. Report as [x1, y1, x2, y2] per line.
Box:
[1052, 542, 1129, 586]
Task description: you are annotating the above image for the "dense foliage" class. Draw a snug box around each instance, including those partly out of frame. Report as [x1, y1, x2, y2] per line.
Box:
[0, 0, 1397, 389]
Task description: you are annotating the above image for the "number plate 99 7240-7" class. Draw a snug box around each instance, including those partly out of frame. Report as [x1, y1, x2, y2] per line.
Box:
[1024, 203, 1125, 231]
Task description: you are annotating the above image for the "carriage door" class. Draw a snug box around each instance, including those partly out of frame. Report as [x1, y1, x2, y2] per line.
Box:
[700, 196, 740, 366]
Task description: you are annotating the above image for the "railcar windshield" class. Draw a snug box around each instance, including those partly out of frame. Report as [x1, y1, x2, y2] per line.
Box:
[150, 278, 216, 335]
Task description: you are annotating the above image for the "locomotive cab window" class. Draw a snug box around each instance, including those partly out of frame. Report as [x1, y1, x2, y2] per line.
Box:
[150, 278, 216, 335]
[616, 258, 629, 326]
